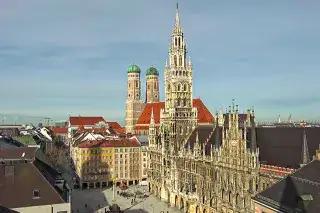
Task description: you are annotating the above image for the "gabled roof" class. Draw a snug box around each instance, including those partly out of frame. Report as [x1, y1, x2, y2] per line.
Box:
[186, 126, 320, 169]
[0, 161, 66, 208]
[69, 116, 106, 126]
[253, 160, 320, 213]
[135, 98, 214, 129]
[50, 127, 68, 134]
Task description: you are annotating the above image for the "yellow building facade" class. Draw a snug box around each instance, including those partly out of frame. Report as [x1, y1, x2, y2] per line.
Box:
[74, 137, 143, 189]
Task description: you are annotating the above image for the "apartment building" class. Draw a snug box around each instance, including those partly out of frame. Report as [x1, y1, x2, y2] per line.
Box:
[75, 136, 142, 189]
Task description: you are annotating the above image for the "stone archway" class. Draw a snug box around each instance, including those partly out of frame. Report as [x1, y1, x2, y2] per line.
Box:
[185, 201, 189, 213]
[175, 195, 179, 207]
[180, 197, 184, 210]
[196, 206, 200, 213]
[210, 197, 214, 207]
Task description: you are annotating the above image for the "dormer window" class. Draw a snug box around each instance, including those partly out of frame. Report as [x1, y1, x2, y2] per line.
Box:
[33, 189, 40, 198]
[4, 165, 14, 176]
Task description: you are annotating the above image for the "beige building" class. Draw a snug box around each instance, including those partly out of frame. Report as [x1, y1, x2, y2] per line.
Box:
[146, 3, 320, 213]
[114, 143, 141, 185]
[71, 130, 147, 188]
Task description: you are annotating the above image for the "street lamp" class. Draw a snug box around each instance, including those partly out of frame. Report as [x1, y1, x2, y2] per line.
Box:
[112, 176, 116, 203]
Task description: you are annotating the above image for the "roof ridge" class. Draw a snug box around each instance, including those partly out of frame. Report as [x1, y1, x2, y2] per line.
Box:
[291, 176, 320, 186]
[32, 161, 66, 203]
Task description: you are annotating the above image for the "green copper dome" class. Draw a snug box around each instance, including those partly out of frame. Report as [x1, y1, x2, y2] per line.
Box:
[146, 67, 159, 76]
[127, 64, 141, 73]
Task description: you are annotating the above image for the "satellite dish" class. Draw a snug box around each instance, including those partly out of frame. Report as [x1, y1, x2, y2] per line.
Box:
[22, 152, 25, 158]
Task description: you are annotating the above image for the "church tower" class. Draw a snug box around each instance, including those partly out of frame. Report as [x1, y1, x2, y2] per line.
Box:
[146, 66, 160, 103]
[161, 3, 197, 152]
[125, 64, 144, 134]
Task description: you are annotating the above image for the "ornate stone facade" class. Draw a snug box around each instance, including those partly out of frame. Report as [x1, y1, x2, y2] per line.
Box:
[147, 4, 282, 213]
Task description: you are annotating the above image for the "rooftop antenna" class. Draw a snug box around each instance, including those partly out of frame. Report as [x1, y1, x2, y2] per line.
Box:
[278, 114, 281, 123]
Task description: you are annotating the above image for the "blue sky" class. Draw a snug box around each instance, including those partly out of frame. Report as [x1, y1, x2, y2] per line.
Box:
[1, 0, 320, 125]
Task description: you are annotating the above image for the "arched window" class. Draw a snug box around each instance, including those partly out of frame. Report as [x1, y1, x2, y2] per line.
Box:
[154, 83, 157, 89]
[228, 191, 231, 203]
[135, 81, 139, 88]
[174, 56, 177, 66]
[236, 194, 240, 205]
[183, 84, 187, 91]
[183, 98, 187, 106]
[177, 84, 181, 91]
[175, 38, 177, 46]
[147, 84, 150, 90]
[128, 82, 131, 88]
[178, 37, 181, 47]
[179, 55, 182, 66]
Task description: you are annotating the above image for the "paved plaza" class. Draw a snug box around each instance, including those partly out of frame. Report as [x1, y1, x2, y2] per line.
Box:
[57, 153, 182, 213]
[69, 184, 183, 213]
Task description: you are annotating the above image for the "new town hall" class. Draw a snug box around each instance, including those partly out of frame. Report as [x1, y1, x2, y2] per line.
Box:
[125, 4, 320, 213]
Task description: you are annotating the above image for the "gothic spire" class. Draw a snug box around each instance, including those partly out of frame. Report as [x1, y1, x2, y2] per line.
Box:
[175, 2, 180, 29]
[300, 128, 310, 167]
[173, 1, 182, 34]
[150, 107, 155, 125]
[250, 114, 257, 152]
[215, 113, 220, 148]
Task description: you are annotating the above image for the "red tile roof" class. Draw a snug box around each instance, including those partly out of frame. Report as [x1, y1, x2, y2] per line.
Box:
[50, 127, 68, 134]
[69, 116, 106, 126]
[135, 98, 214, 130]
[107, 122, 121, 129]
[78, 138, 140, 148]
[107, 122, 125, 133]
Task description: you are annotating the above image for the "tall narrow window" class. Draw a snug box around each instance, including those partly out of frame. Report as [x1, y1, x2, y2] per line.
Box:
[135, 81, 139, 88]
[174, 56, 177, 66]
[178, 37, 181, 47]
[179, 56, 182, 66]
